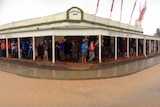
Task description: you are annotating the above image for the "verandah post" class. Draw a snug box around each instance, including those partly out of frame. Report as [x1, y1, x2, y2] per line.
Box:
[6, 38, 8, 57]
[32, 36, 35, 61]
[136, 38, 138, 56]
[98, 35, 102, 63]
[18, 37, 21, 59]
[127, 37, 129, 58]
[52, 35, 55, 63]
[114, 36, 117, 60]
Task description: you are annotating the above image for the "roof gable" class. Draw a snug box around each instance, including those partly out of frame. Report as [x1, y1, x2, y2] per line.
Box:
[0, 7, 143, 34]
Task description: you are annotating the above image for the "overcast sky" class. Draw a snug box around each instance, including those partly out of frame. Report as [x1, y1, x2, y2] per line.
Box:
[0, 0, 159, 35]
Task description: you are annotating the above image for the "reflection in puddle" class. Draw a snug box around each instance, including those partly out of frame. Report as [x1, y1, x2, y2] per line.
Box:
[0, 56, 160, 79]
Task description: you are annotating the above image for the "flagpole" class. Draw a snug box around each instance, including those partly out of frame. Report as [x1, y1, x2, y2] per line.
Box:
[94, 0, 100, 22]
[129, 0, 137, 24]
[120, 0, 123, 22]
[109, 0, 114, 19]
[95, 0, 100, 16]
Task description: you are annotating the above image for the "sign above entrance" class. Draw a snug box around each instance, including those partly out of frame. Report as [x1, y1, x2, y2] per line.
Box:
[67, 7, 83, 21]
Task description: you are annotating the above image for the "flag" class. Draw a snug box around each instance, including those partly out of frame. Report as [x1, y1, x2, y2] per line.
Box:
[120, 0, 123, 21]
[135, 19, 141, 27]
[110, 0, 114, 18]
[138, 0, 147, 22]
[129, 0, 137, 24]
[95, 0, 100, 15]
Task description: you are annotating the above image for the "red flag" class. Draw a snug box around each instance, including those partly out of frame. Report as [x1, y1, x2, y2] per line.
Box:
[138, 0, 147, 21]
[129, 0, 137, 24]
[110, 0, 114, 18]
[95, 0, 100, 14]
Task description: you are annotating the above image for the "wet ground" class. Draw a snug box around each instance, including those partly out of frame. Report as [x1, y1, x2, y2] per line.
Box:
[0, 61, 160, 106]
[0, 55, 160, 79]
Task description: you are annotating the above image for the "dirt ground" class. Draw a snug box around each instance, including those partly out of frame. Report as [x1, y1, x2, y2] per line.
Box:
[0, 64, 160, 107]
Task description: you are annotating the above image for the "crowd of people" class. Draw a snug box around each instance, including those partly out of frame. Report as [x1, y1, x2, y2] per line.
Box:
[55, 39, 99, 63]
[0, 37, 158, 63]
[0, 38, 51, 61]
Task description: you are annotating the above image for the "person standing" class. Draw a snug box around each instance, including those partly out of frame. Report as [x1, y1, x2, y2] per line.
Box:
[71, 40, 78, 63]
[130, 41, 135, 57]
[0, 40, 2, 57]
[55, 41, 60, 60]
[21, 40, 28, 58]
[8, 41, 11, 57]
[64, 40, 71, 61]
[37, 42, 42, 60]
[81, 40, 88, 63]
[27, 39, 33, 59]
[59, 40, 65, 61]
[43, 39, 49, 61]
[11, 40, 16, 57]
[1, 40, 6, 57]
[88, 40, 98, 62]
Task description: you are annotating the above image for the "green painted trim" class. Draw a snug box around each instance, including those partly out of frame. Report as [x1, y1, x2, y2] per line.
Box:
[0, 17, 142, 34]
[82, 20, 143, 33]
[0, 6, 142, 34]
[66, 6, 84, 22]
[0, 20, 68, 31]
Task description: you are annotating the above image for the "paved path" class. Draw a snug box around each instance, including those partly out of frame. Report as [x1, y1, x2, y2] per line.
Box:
[0, 63, 160, 107]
